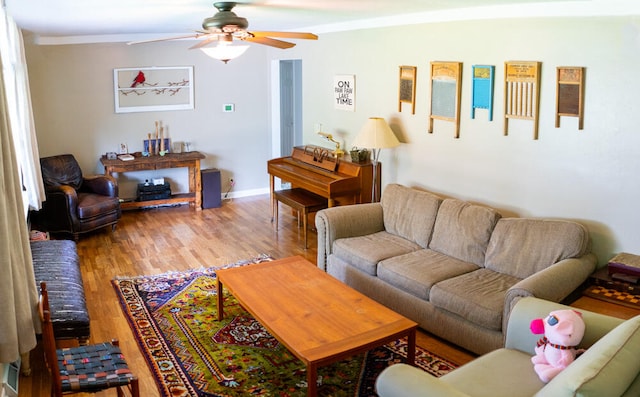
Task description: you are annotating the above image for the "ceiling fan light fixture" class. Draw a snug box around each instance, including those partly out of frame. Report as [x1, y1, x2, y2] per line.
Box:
[201, 42, 249, 64]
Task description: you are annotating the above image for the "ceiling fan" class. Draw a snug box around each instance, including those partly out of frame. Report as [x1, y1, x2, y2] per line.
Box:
[128, 2, 318, 62]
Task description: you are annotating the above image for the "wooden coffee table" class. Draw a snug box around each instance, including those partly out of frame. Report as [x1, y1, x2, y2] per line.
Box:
[216, 256, 417, 396]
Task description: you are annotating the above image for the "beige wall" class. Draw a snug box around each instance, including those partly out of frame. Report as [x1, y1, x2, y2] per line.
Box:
[25, 39, 272, 198]
[25, 15, 640, 265]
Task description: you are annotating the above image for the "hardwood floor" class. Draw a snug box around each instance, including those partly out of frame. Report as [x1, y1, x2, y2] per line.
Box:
[19, 194, 638, 396]
[21, 195, 476, 396]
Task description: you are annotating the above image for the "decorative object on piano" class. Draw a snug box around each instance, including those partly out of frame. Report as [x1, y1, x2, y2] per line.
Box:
[350, 147, 369, 163]
[399, 66, 417, 114]
[504, 61, 542, 139]
[296, 145, 338, 172]
[428, 61, 463, 138]
[555, 66, 585, 130]
[471, 65, 495, 121]
[352, 117, 400, 202]
[334, 74, 355, 111]
[317, 131, 345, 157]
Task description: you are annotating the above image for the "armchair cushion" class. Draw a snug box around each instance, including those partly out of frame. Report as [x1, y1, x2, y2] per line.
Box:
[41, 154, 84, 190]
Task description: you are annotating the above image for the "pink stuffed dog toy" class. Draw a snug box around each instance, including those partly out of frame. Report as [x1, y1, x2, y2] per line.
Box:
[530, 309, 585, 383]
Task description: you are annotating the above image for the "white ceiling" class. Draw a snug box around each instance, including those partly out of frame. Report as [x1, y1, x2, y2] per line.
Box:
[5, 0, 640, 44]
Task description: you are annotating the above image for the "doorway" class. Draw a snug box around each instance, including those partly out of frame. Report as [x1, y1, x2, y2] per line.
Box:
[271, 59, 302, 159]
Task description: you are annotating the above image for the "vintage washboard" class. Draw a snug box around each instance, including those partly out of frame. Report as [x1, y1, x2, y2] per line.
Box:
[504, 61, 541, 140]
[555, 66, 585, 130]
[428, 61, 462, 138]
[398, 66, 417, 114]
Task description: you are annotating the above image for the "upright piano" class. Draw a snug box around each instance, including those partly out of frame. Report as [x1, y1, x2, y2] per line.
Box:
[268, 145, 379, 218]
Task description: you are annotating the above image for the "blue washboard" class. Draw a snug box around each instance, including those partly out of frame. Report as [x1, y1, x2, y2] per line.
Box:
[471, 65, 495, 121]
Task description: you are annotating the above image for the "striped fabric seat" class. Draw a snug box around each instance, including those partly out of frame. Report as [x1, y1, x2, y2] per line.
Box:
[57, 342, 135, 392]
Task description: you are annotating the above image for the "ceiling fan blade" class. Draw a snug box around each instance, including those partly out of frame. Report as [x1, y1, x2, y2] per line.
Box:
[127, 33, 202, 45]
[249, 31, 318, 40]
[188, 36, 221, 49]
[243, 36, 295, 49]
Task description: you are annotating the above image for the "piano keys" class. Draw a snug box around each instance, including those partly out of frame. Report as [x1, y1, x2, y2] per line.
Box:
[268, 145, 380, 219]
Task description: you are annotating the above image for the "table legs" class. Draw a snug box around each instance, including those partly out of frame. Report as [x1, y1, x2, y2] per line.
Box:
[406, 328, 416, 366]
[216, 277, 224, 321]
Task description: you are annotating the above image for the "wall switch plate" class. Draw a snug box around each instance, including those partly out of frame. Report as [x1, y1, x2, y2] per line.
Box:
[223, 104, 235, 112]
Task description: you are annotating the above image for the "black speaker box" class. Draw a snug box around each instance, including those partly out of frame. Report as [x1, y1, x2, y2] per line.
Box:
[201, 168, 222, 209]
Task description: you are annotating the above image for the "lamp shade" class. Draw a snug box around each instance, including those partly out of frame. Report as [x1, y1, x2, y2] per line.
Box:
[352, 117, 400, 149]
[201, 43, 249, 63]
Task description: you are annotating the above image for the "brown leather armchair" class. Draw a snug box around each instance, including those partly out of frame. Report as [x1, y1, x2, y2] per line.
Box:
[37, 154, 121, 240]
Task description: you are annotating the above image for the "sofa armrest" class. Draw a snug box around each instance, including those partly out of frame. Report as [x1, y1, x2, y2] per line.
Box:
[82, 174, 118, 197]
[314, 203, 384, 271]
[504, 297, 623, 354]
[376, 363, 470, 397]
[503, 253, 598, 333]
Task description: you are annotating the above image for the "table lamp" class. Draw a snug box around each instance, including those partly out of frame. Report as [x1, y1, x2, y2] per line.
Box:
[352, 117, 400, 202]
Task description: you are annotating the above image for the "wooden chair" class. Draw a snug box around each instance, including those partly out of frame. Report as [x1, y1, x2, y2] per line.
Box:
[39, 281, 139, 397]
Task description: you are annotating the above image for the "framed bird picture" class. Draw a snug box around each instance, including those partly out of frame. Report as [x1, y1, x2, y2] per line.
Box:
[114, 66, 194, 113]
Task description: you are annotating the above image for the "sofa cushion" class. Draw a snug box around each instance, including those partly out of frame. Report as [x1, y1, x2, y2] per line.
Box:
[377, 249, 480, 300]
[428, 199, 501, 266]
[430, 269, 521, 331]
[537, 315, 640, 397]
[332, 231, 421, 276]
[485, 218, 591, 279]
[380, 184, 442, 248]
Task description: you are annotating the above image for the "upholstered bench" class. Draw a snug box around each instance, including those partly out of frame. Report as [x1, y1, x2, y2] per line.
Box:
[31, 240, 90, 345]
[273, 188, 328, 249]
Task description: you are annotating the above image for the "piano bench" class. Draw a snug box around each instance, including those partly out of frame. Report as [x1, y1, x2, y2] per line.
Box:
[273, 188, 328, 249]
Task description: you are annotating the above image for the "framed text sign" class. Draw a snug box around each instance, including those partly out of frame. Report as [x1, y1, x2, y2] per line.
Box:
[114, 66, 194, 113]
[504, 61, 541, 139]
[428, 61, 462, 138]
[555, 67, 585, 130]
[398, 66, 417, 114]
[334, 75, 355, 111]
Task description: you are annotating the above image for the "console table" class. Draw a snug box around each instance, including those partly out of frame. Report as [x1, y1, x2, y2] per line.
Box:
[100, 152, 205, 210]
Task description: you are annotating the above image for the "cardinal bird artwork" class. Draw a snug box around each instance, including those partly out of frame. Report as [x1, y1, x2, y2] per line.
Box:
[130, 71, 146, 88]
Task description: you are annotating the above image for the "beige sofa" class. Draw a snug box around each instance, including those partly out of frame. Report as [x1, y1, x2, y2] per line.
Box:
[376, 297, 640, 397]
[315, 184, 597, 355]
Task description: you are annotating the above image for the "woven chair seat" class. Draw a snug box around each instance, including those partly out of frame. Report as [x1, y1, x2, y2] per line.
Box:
[58, 342, 134, 392]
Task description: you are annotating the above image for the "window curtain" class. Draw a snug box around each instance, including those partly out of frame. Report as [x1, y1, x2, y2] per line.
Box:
[0, 57, 39, 363]
[0, 7, 45, 213]
[0, 7, 41, 364]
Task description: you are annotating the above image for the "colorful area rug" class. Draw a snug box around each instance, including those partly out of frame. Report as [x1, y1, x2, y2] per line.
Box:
[112, 255, 457, 396]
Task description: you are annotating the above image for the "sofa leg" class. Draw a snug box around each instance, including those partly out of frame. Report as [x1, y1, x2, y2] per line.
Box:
[112, 223, 117, 232]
